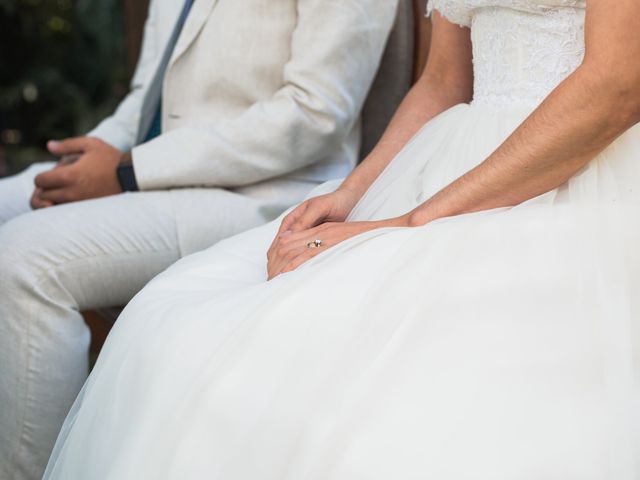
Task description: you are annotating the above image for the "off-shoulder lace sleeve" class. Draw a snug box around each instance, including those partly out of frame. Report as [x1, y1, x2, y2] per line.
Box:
[426, 0, 472, 28]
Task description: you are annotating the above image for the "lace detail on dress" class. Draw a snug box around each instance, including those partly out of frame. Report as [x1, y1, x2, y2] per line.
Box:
[426, 0, 587, 108]
[427, 0, 472, 27]
[426, 0, 586, 27]
[471, 6, 585, 107]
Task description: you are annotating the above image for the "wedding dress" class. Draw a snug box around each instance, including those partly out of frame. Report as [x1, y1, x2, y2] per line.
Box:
[45, 0, 640, 478]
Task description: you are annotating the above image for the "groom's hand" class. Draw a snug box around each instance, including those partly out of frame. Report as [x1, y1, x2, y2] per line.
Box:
[31, 137, 124, 208]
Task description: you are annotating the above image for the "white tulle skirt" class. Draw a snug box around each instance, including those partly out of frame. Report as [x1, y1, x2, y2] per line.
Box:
[45, 104, 640, 479]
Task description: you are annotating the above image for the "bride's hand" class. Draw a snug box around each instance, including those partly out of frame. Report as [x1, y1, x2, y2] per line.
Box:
[267, 216, 411, 280]
[278, 188, 362, 234]
[267, 188, 361, 272]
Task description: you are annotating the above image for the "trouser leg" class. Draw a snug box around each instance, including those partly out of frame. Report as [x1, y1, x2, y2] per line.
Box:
[0, 180, 323, 480]
[131, 178, 343, 299]
[0, 193, 182, 480]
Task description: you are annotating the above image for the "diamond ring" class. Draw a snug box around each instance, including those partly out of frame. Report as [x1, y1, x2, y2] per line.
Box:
[307, 239, 322, 249]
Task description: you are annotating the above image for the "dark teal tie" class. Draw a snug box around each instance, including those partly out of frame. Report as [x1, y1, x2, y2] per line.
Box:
[143, 0, 195, 143]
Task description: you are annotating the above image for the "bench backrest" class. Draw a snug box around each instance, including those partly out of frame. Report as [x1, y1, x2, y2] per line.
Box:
[359, 0, 431, 160]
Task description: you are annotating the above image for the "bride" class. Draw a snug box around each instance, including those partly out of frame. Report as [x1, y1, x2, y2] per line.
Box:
[45, 0, 640, 477]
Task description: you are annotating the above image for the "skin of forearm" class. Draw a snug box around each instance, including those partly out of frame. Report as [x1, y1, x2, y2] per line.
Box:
[340, 72, 472, 198]
[407, 64, 640, 226]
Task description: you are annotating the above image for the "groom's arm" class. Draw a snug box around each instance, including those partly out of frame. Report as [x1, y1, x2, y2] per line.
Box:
[407, 0, 640, 226]
[130, 0, 399, 191]
[86, 0, 161, 152]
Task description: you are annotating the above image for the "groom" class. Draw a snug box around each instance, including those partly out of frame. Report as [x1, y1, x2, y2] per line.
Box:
[0, 0, 400, 478]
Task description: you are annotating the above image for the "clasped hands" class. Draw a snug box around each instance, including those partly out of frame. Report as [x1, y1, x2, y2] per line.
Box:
[31, 137, 126, 209]
[267, 189, 412, 280]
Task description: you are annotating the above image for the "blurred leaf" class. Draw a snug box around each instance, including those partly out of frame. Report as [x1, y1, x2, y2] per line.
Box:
[0, 0, 128, 175]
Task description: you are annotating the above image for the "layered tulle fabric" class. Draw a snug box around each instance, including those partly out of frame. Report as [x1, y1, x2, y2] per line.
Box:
[45, 103, 640, 479]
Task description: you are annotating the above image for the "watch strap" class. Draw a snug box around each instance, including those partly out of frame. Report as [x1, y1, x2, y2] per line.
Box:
[116, 164, 139, 192]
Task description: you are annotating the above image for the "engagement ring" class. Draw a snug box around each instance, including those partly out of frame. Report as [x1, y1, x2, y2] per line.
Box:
[307, 239, 322, 249]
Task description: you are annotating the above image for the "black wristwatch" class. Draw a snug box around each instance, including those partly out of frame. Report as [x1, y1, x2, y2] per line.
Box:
[116, 163, 139, 192]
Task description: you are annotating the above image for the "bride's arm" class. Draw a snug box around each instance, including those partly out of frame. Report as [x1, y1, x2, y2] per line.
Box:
[407, 0, 640, 226]
[267, 16, 472, 277]
[275, 15, 473, 235]
[340, 14, 473, 199]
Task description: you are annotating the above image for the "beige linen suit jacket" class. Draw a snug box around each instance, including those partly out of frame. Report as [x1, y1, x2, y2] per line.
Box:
[89, 0, 399, 198]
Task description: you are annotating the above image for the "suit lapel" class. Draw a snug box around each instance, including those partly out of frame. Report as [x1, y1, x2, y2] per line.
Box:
[168, 0, 219, 68]
[160, 1, 187, 47]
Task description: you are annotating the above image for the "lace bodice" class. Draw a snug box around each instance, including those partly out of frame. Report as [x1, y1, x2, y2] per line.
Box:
[427, 0, 587, 108]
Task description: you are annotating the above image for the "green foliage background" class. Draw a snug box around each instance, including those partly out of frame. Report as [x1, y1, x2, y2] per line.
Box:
[0, 0, 128, 175]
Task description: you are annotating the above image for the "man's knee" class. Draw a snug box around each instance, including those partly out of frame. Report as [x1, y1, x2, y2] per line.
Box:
[0, 213, 58, 295]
